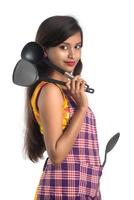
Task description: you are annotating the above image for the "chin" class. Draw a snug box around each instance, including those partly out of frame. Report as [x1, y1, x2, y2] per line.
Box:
[66, 69, 74, 73]
[62, 64, 75, 73]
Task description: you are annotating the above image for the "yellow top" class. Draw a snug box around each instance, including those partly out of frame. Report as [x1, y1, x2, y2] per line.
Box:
[31, 81, 70, 134]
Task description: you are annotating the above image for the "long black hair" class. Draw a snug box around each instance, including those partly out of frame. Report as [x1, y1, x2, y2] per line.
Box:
[24, 15, 83, 162]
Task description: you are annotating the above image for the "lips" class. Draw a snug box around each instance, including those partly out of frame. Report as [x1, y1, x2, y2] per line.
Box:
[64, 61, 76, 67]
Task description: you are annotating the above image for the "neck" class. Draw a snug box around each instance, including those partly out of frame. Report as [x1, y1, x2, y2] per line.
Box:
[49, 71, 69, 90]
[50, 70, 70, 82]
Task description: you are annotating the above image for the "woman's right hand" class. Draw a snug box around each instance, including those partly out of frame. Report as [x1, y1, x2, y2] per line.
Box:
[65, 75, 89, 110]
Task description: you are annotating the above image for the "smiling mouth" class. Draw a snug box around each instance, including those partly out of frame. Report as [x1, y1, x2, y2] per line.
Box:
[64, 61, 76, 67]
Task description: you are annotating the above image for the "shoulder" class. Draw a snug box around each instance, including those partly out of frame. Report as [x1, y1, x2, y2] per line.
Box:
[37, 82, 64, 108]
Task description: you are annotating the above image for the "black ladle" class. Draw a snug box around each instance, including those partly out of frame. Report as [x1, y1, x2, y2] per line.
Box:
[13, 42, 94, 93]
[102, 132, 120, 167]
[13, 59, 67, 87]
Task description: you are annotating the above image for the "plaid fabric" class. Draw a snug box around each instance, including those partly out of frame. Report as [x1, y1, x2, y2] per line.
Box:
[34, 89, 103, 200]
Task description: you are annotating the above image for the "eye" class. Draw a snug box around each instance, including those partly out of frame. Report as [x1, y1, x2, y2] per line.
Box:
[75, 44, 82, 49]
[59, 45, 68, 50]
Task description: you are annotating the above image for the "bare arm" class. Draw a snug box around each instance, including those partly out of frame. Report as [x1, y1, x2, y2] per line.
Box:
[38, 77, 88, 165]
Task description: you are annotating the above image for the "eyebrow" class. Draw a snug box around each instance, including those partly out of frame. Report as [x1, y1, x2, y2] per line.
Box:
[61, 42, 82, 45]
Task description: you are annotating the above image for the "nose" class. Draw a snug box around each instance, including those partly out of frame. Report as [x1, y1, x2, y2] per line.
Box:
[68, 48, 75, 59]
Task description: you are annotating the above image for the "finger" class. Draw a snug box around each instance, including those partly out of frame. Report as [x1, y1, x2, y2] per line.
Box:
[79, 79, 87, 89]
[66, 78, 71, 83]
[65, 79, 71, 90]
[75, 79, 83, 93]
[80, 81, 86, 92]
[74, 75, 81, 78]
[71, 76, 79, 93]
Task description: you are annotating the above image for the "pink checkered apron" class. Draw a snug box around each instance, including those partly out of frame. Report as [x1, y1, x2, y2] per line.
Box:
[35, 89, 103, 200]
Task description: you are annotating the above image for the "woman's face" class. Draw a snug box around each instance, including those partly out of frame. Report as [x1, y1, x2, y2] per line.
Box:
[45, 32, 82, 73]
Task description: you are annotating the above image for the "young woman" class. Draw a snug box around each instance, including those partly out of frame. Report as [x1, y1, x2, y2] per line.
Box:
[24, 15, 103, 200]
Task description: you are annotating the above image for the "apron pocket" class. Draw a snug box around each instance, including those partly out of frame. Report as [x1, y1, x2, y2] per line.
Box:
[78, 163, 103, 197]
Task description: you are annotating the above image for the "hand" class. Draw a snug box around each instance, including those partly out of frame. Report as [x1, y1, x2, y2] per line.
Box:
[65, 75, 89, 110]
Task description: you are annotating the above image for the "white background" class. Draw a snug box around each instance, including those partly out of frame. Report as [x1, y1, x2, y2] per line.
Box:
[0, 0, 134, 199]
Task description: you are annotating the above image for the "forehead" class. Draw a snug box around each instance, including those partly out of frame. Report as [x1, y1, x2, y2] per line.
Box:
[63, 32, 81, 44]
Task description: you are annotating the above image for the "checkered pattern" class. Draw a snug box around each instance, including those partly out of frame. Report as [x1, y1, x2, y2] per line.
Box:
[34, 89, 102, 200]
